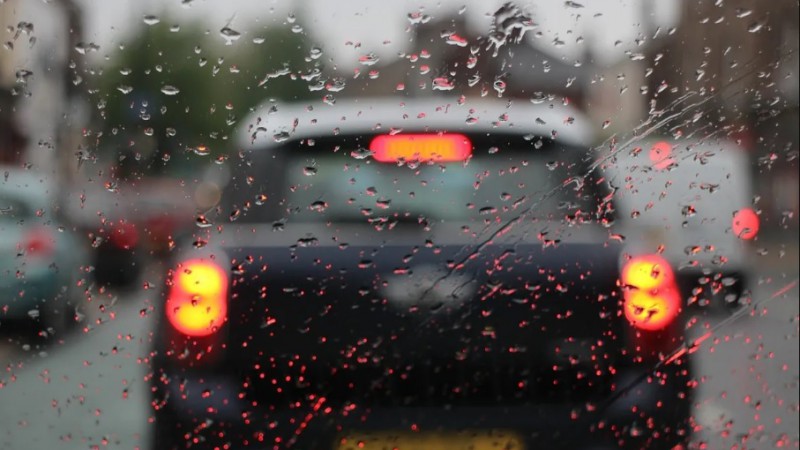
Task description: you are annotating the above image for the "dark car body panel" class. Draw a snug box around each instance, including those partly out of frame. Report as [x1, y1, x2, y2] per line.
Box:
[149, 99, 692, 449]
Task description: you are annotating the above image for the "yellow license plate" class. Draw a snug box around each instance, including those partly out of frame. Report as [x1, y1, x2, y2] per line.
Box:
[335, 429, 525, 450]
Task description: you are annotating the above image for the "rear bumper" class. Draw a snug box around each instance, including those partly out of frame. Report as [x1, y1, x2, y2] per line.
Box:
[150, 363, 692, 450]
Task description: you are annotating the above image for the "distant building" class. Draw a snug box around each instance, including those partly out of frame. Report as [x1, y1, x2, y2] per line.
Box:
[0, 0, 25, 165]
[344, 15, 590, 106]
[648, 0, 799, 231]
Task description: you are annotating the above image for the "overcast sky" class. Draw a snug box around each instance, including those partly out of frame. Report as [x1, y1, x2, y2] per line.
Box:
[74, 0, 681, 67]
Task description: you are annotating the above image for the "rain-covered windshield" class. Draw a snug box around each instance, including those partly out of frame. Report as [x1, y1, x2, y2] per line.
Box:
[0, 1, 796, 450]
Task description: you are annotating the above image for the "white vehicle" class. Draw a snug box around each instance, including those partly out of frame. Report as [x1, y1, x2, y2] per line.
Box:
[600, 137, 755, 309]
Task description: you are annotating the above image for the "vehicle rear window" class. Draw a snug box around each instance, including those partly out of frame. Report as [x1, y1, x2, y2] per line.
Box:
[222, 135, 601, 225]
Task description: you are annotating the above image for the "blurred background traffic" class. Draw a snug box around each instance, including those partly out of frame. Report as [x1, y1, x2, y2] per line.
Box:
[0, 0, 797, 449]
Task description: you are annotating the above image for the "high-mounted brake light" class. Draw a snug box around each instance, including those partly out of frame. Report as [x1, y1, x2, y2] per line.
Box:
[369, 134, 472, 163]
[622, 254, 680, 331]
[166, 259, 228, 337]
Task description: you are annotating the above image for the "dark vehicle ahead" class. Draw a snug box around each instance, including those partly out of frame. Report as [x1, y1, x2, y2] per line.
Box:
[150, 98, 694, 449]
[64, 178, 194, 289]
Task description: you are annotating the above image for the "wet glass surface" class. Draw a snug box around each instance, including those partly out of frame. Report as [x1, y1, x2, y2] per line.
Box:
[0, 1, 797, 449]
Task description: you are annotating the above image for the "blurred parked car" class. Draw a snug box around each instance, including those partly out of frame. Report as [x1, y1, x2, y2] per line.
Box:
[63, 177, 194, 289]
[0, 166, 87, 336]
[150, 98, 695, 449]
[600, 138, 755, 311]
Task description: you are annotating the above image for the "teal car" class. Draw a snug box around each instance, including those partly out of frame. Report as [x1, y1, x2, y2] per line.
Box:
[0, 167, 87, 337]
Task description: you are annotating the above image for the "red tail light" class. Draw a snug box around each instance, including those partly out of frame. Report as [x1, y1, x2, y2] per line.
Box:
[732, 207, 759, 240]
[110, 220, 139, 250]
[648, 140, 675, 170]
[166, 259, 228, 337]
[24, 227, 54, 257]
[622, 254, 680, 331]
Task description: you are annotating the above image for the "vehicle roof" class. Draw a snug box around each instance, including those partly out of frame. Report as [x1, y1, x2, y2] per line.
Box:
[606, 137, 750, 166]
[238, 96, 596, 150]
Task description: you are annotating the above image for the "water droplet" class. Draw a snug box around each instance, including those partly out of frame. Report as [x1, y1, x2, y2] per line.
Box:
[192, 145, 210, 156]
[530, 92, 549, 104]
[297, 236, 319, 247]
[117, 85, 133, 95]
[350, 147, 373, 160]
[15, 69, 33, 84]
[432, 77, 455, 91]
[309, 201, 328, 212]
[273, 131, 291, 143]
[74, 42, 100, 55]
[493, 79, 507, 95]
[358, 53, 380, 66]
[160, 85, 180, 96]
[143, 15, 160, 26]
[747, 22, 764, 33]
[303, 166, 317, 176]
[407, 11, 431, 25]
[445, 33, 468, 47]
[195, 215, 213, 228]
[487, 3, 535, 56]
[325, 78, 346, 92]
[220, 26, 241, 45]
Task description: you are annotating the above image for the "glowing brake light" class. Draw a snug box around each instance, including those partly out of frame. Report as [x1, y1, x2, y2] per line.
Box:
[649, 141, 675, 170]
[369, 134, 472, 163]
[166, 259, 228, 337]
[109, 220, 139, 250]
[622, 254, 680, 331]
[24, 227, 54, 257]
[732, 207, 759, 240]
